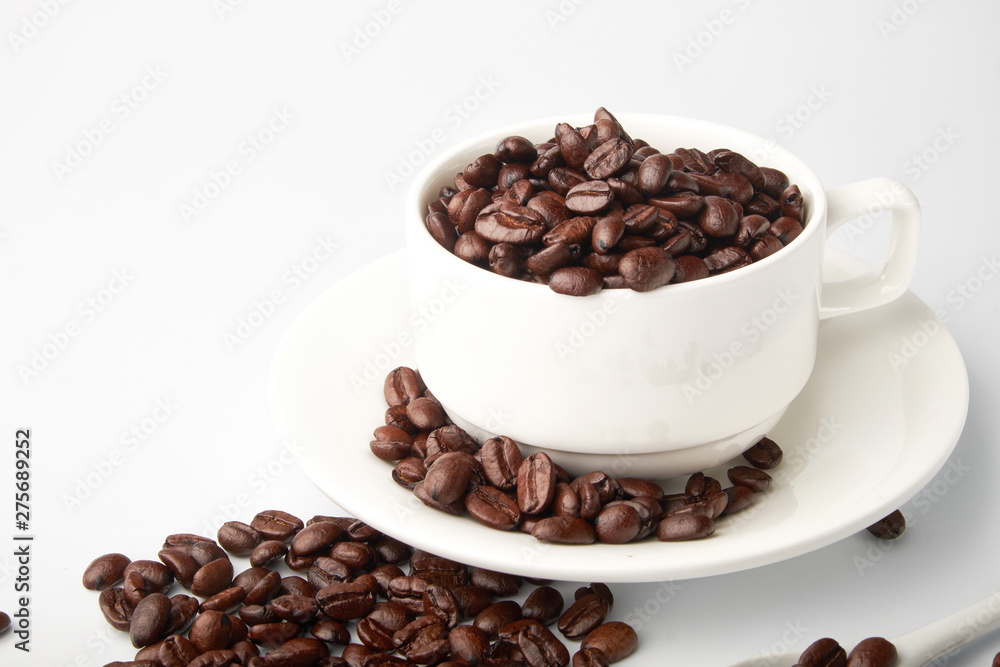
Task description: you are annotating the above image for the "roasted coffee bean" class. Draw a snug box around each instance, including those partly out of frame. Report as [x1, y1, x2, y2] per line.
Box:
[744, 191, 781, 219]
[594, 505, 642, 544]
[769, 215, 804, 244]
[157, 634, 201, 667]
[200, 586, 246, 613]
[251, 510, 304, 543]
[720, 485, 754, 517]
[577, 483, 602, 522]
[307, 557, 351, 590]
[217, 522, 262, 557]
[234, 567, 282, 606]
[316, 581, 375, 621]
[356, 614, 397, 652]
[531, 516, 596, 544]
[581, 622, 638, 663]
[694, 171, 754, 204]
[728, 465, 772, 492]
[517, 453, 557, 515]
[496, 136, 538, 164]
[522, 586, 565, 626]
[162, 533, 215, 551]
[339, 643, 373, 667]
[330, 543, 376, 574]
[454, 230, 492, 265]
[526, 242, 574, 276]
[489, 242, 525, 278]
[698, 195, 740, 238]
[553, 482, 581, 518]
[621, 204, 658, 234]
[656, 512, 715, 541]
[450, 585, 494, 619]
[735, 214, 771, 247]
[124, 560, 174, 594]
[464, 153, 503, 189]
[239, 603, 280, 626]
[618, 246, 675, 292]
[585, 138, 632, 180]
[248, 621, 302, 650]
[555, 124, 590, 169]
[713, 150, 766, 190]
[576, 584, 613, 608]
[675, 146, 715, 173]
[474, 599, 523, 638]
[669, 254, 709, 283]
[779, 184, 804, 221]
[370, 425, 414, 462]
[413, 480, 464, 515]
[384, 367, 423, 408]
[636, 153, 673, 196]
[423, 452, 473, 505]
[423, 584, 461, 627]
[704, 246, 751, 274]
[549, 167, 590, 196]
[271, 594, 320, 624]
[404, 397, 447, 431]
[465, 485, 522, 530]
[83, 553, 131, 591]
[392, 457, 426, 489]
[574, 647, 611, 667]
[743, 436, 784, 469]
[497, 163, 532, 192]
[448, 624, 491, 665]
[846, 637, 897, 667]
[410, 555, 468, 588]
[99, 587, 134, 631]
[426, 211, 458, 252]
[591, 212, 626, 255]
[558, 593, 610, 640]
[571, 472, 620, 505]
[518, 621, 571, 667]
[549, 266, 603, 297]
[479, 436, 522, 490]
[531, 145, 565, 179]
[565, 180, 614, 214]
[191, 557, 234, 598]
[290, 521, 343, 558]
[311, 619, 351, 646]
[476, 205, 547, 245]
[263, 636, 330, 666]
[393, 616, 450, 664]
[185, 651, 239, 667]
[385, 404, 420, 437]
[544, 215, 597, 247]
[188, 610, 233, 653]
[866, 510, 906, 540]
[750, 234, 784, 261]
[130, 593, 172, 648]
[797, 637, 847, 667]
[467, 568, 520, 598]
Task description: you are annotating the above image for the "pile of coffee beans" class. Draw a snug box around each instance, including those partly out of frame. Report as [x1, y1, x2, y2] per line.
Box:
[82, 510, 639, 666]
[425, 107, 805, 296]
[795, 636, 897, 667]
[375, 366, 782, 545]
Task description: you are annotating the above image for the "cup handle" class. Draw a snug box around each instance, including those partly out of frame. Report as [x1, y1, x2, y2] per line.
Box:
[819, 177, 921, 319]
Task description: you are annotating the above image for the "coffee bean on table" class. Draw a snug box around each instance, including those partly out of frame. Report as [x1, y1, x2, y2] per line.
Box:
[582, 621, 639, 663]
[797, 637, 847, 667]
[83, 553, 132, 591]
[130, 593, 172, 648]
[250, 510, 303, 543]
[846, 637, 898, 667]
[217, 521, 262, 557]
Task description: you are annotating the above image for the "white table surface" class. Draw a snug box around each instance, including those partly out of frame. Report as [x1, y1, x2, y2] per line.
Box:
[2, 1, 999, 664]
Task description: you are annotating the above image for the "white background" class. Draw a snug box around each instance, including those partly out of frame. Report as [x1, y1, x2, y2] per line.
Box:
[2, 0, 999, 664]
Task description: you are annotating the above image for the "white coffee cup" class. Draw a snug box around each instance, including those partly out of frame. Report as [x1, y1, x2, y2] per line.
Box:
[405, 113, 920, 476]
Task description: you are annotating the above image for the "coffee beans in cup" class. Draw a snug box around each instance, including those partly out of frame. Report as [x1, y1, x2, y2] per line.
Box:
[425, 107, 805, 295]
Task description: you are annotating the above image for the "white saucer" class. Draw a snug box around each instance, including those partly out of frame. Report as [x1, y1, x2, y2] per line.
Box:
[268, 249, 968, 582]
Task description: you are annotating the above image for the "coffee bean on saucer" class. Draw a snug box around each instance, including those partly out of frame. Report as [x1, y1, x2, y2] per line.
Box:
[865, 510, 906, 540]
[742, 436, 784, 469]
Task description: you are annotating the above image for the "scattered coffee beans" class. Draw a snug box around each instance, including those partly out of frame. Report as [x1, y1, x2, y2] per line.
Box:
[376, 366, 780, 546]
[425, 107, 806, 295]
[83, 509, 640, 666]
[795, 636, 898, 667]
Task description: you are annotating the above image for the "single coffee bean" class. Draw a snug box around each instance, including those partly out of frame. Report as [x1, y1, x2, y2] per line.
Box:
[250, 510, 303, 543]
[409, 554, 468, 588]
[584, 138, 633, 180]
[769, 215, 804, 244]
[99, 586, 134, 631]
[157, 634, 201, 667]
[728, 465, 772, 493]
[518, 621, 571, 667]
[581, 621, 638, 663]
[188, 610, 233, 653]
[216, 522, 262, 558]
[549, 266, 603, 297]
[735, 214, 771, 247]
[574, 647, 611, 667]
[448, 624, 491, 665]
[162, 533, 215, 550]
[525, 242, 574, 276]
[606, 176, 643, 206]
[558, 593, 610, 640]
[83, 553, 132, 591]
[656, 512, 715, 541]
[517, 453, 557, 515]
[531, 516, 597, 544]
[454, 230, 492, 264]
[704, 246, 751, 274]
[426, 211, 459, 252]
[234, 567, 282, 606]
[671, 255, 710, 283]
[311, 619, 351, 645]
[475, 205, 547, 245]
[742, 436, 783, 469]
[488, 242, 525, 278]
[474, 600, 524, 639]
[451, 585, 494, 619]
[464, 153, 502, 188]
[750, 234, 784, 261]
[479, 436, 522, 490]
[637, 153, 673, 196]
[496, 136, 538, 164]
[779, 184, 804, 221]
[555, 124, 590, 170]
[522, 586, 565, 626]
[846, 637, 897, 667]
[866, 510, 906, 540]
[404, 396, 447, 431]
[383, 367, 423, 408]
[248, 622, 302, 650]
[744, 191, 781, 219]
[316, 581, 375, 621]
[797, 637, 847, 667]
[130, 593, 172, 648]
[264, 636, 332, 667]
[594, 505, 642, 544]
[720, 485, 755, 517]
[699, 195, 740, 237]
[271, 594, 320, 624]
[544, 215, 598, 247]
[675, 146, 715, 173]
[392, 457, 426, 489]
[760, 166, 790, 199]
[423, 452, 474, 505]
[565, 180, 614, 214]
[393, 616, 450, 664]
[713, 149, 766, 189]
[190, 557, 234, 598]
[423, 583, 461, 628]
[200, 586, 245, 613]
[648, 192, 703, 218]
[549, 167, 590, 196]
[465, 485, 522, 531]
[618, 246, 675, 292]
[307, 557, 351, 590]
[369, 425, 414, 462]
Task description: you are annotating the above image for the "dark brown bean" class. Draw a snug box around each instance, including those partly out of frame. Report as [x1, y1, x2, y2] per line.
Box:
[526, 242, 574, 276]
[383, 367, 423, 408]
[779, 184, 804, 221]
[465, 485, 522, 531]
[594, 505, 642, 544]
[250, 510, 303, 543]
[574, 647, 611, 667]
[454, 230, 492, 265]
[307, 557, 351, 590]
[728, 465, 772, 492]
[475, 205, 547, 245]
[671, 255, 710, 283]
[247, 622, 301, 650]
[449, 624, 491, 665]
[705, 246, 751, 274]
[316, 581, 375, 621]
[544, 215, 597, 247]
[489, 242, 525, 278]
[393, 616, 450, 664]
[750, 234, 784, 261]
[188, 610, 233, 653]
[130, 593, 172, 648]
[720, 485, 755, 517]
[698, 195, 740, 237]
[271, 594, 320, 624]
[584, 138, 633, 180]
[549, 266, 603, 297]
[565, 180, 614, 214]
[866, 510, 906, 540]
[234, 567, 281, 606]
[518, 621, 571, 667]
[531, 517, 597, 544]
[423, 584, 461, 628]
[558, 593, 610, 640]
[517, 453, 557, 515]
[742, 437, 784, 469]
[656, 513, 715, 541]
[496, 136, 538, 164]
[769, 215, 804, 244]
[464, 153, 502, 188]
[581, 622, 638, 663]
[426, 211, 459, 253]
[797, 637, 847, 667]
[522, 586, 565, 626]
[556, 124, 590, 170]
[846, 637, 897, 667]
[618, 246, 675, 292]
[404, 397, 447, 431]
[83, 553, 131, 591]
[200, 586, 245, 613]
[474, 600, 523, 639]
